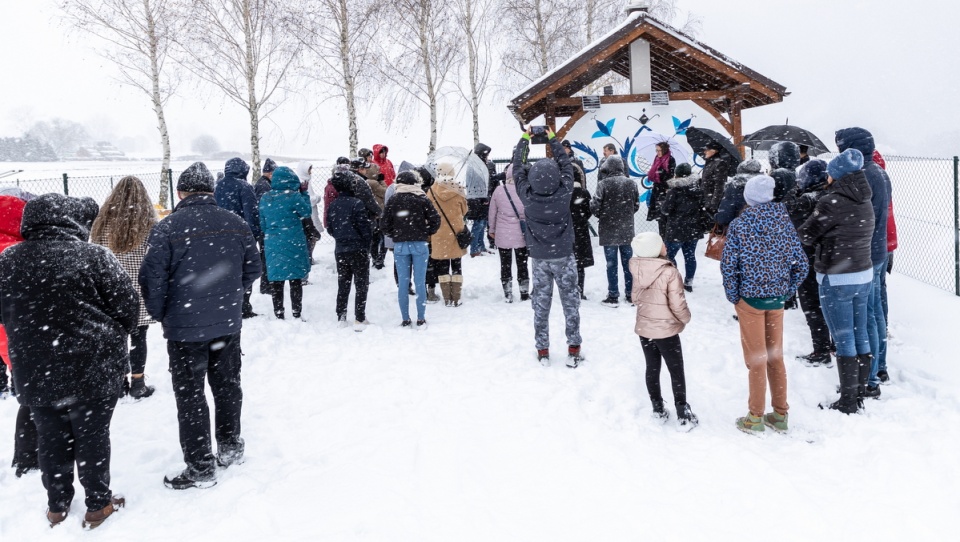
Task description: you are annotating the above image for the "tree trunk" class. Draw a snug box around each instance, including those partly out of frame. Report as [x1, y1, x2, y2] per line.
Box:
[466, 0, 480, 147]
[339, 0, 359, 157]
[419, 6, 437, 153]
[243, 0, 261, 173]
[535, 0, 549, 75]
[145, 0, 170, 208]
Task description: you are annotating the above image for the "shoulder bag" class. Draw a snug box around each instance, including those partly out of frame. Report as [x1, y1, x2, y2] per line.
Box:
[432, 188, 471, 249]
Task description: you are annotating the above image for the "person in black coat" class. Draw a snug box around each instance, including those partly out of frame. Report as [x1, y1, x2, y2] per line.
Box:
[467, 143, 505, 257]
[0, 193, 138, 528]
[590, 155, 640, 306]
[788, 159, 833, 365]
[798, 149, 876, 413]
[660, 163, 703, 291]
[139, 162, 262, 490]
[699, 141, 735, 223]
[570, 164, 594, 300]
[714, 159, 763, 228]
[328, 171, 373, 326]
[254, 158, 276, 294]
[215, 157, 260, 318]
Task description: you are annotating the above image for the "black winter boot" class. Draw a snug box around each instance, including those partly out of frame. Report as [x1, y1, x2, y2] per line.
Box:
[129, 376, 155, 399]
[651, 398, 668, 421]
[822, 356, 860, 414]
[857, 353, 874, 409]
[676, 402, 698, 427]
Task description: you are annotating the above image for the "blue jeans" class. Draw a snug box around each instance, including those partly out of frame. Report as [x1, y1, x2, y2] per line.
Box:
[470, 219, 488, 254]
[818, 276, 871, 358]
[394, 241, 429, 321]
[867, 257, 888, 385]
[603, 245, 633, 299]
[665, 240, 698, 282]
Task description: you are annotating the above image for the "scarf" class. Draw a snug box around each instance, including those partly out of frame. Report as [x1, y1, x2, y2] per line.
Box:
[648, 152, 671, 184]
[395, 183, 426, 196]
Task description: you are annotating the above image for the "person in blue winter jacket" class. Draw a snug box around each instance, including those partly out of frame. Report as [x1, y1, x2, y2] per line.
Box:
[835, 127, 892, 398]
[215, 157, 261, 318]
[259, 166, 312, 319]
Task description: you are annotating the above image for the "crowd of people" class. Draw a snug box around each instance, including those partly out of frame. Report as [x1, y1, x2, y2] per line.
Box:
[0, 125, 895, 527]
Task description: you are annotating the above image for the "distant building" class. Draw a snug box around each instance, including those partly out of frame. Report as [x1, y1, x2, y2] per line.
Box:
[71, 141, 127, 161]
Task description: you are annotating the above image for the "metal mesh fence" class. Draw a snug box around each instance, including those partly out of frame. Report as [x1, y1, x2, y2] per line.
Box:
[495, 154, 960, 295]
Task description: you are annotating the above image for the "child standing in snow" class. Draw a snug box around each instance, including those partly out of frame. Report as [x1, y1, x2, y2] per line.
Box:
[629, 232, 697, 427]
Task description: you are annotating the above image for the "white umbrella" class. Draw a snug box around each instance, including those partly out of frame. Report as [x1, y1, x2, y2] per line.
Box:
[629, 133, 693, 169]
[426, 146, 490, 199]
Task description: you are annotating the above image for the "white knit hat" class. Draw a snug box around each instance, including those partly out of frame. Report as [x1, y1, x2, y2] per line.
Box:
[631, 232, 664, 258]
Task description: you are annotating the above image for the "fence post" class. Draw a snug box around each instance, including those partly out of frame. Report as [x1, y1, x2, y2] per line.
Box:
[954, 156, 959, 296]
[62, 173, 69, 196]
[168, 169, 174, 209]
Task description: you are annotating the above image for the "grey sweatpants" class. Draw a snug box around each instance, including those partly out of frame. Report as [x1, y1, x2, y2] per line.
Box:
[531, 254, 582, 350]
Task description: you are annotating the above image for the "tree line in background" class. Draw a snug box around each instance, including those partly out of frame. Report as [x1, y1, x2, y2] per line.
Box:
[58, 0, 699, 206]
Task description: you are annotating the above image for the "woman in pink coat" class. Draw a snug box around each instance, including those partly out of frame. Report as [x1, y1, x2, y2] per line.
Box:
[488, 164, 529, 302]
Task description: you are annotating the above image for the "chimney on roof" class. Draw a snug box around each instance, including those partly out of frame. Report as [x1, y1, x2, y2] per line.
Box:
[624, 0, 650, 14]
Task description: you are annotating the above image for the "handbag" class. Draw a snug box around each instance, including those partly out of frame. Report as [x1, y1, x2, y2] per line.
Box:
[502, 185, 526, 234]
[704, 224, 726, 261]
[432, 187, 471, 250]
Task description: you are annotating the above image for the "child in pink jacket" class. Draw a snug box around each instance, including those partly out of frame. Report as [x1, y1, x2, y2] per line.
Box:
[629, 232, 697, 428]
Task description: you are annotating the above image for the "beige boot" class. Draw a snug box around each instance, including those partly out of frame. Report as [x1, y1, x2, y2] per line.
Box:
[438, 275, 453, 306]
[450, 275, 463, 307]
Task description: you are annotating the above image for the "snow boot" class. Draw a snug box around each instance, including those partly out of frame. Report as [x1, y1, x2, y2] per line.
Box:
[450, 275, 463, 307]
[502, 281, 514, 303]
[128, 376, 154, 400]
[877, 369, 890, 383]
[736, 413, 765, 434]
[416, 319, 428, 331]
[821, 355, 860, 414]
[683, 278, 693, 292]
[519, 280, 530, 301]
[797, 351, 832, 367]
[537, 349, 550, 367]
[217, 438, 245, 468]
[856, 353, 874, 408]
[651, 399, 669, 422]
[676, 402, 698, 428]
[438, 275, 453, 306]
[566, 345, 583, 368]
[82, 496, 125, 530]
[763, 411, 788, 433]
[163, 470, 217, 490]
[600, 295, 619, 308]
[426, 285, 440, 304]
[47, 507, 69, 528]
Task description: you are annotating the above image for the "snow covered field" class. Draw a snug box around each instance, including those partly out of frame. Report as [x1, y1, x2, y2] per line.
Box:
[1, 240, 958, 541]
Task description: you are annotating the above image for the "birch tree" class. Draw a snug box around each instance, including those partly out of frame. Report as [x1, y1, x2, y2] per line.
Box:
[61, 0, 180, 207]
[177, 0, 301, 173]
[499, 0, 579, 87]
[298, 0, 381, 157]
[378, 0, 459, 153]
[451, 0, 496, 147]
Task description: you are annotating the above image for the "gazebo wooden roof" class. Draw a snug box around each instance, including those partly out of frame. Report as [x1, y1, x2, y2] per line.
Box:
[508, 10, 788, 147]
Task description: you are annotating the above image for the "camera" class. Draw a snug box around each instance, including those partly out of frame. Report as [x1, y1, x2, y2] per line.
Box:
[530, 125, 550, 144]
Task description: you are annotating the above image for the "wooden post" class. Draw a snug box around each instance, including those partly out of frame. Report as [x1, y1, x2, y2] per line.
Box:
[731, 97, 744, 158]
[545, 94, 557, 157]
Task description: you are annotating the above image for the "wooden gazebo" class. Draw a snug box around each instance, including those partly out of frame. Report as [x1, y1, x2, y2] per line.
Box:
[508, 5, 788, 149]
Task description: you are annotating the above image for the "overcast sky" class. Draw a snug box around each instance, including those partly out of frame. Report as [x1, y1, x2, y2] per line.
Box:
[1, 0, 957, 162]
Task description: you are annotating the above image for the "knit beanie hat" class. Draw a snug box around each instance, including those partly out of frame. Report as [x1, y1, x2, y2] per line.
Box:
[736, 159, 763, 175]
[262, 158, 277, 173]
[631, 232, 664, 258]
[827, 148, 864, 181]
[177, 162, 215, 193]
[675, 163, 692, 177]
[744, 175, 776, 206]
[798, 159, 829, 191]
[396, 171, 421, 185]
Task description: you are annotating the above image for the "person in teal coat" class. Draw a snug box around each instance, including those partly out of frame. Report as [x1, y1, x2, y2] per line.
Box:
[259, 166, 312, 319]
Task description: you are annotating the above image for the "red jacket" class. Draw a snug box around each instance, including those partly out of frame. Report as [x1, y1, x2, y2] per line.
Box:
[873, 150, 898, 251]
[0, 196, 26, 369]
[372, 144, 396, 187]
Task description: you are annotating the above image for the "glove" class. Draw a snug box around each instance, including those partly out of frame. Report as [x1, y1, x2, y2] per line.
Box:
[521, 133, 531, 141]
[547, 130, 556, 140]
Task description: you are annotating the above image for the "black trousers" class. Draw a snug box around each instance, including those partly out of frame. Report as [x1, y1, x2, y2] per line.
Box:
[271, 279, 303, 317]
[370, 227, 386, 267]
[257, 236, 271, 294]
[429, 258, 462, 286]
[577, 263, 586, 295]
[639, 334, 687, 406]
[13, 404, 39, 470]
[498, 247, 529, 284]
[129, 324, 149, 375]
[0, 362, 7, 390]
[32, 395, 118, 513]
[797, 257, 832, 353]
[167, 333, 243, 478]
[336, 250, 370, 321]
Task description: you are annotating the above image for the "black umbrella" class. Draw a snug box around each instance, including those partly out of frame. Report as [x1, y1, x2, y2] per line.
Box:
[742, 125, 831, 155]
[685, 126, 742, 162]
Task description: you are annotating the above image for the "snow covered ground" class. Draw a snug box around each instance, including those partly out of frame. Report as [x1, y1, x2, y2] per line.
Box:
[1, 240, 958, 540]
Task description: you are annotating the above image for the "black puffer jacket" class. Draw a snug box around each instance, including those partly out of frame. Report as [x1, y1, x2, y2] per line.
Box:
[797, 170, 875, 275]
[660, 173, 704, 243]
[590, 156, 639, 246]
[835, 127, 891, 265]
[715, 160, 763, 227]
[571, 182, 594, 268]
[0, 194, 140, 407]
[513, 137, 575, 260]
[700, 154, 734, 216]
[380, 188, 441, 243]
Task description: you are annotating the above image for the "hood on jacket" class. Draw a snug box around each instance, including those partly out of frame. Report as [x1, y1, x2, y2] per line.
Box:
[271, 166, 301, 192]
[835, 127, 876, 163]
[0, 195, 26, 246]
[331, 170, 355, 195]
[435, 163, 456, 184]
[20, 193, 97, 242]
[600, 155, 626, 177]
[365, 163, 382, 181]
[736, 159, 763, 175]
[769, 141, 801, 170]
[631, 256, 673, 290]
[372, 144, 389, 163]
[224, 157, 250, 180]
[528, 158, 561, 196]
[798, 159, 829, 192]
[0, 186, 37, 201]
[667, 172, 700, 189]
[296, 161, 313, 185]
[829, 169, 872, 205]
[431, 179, 465, 202]
[771, 169, 797, 202]
[474, 143, 492, 162]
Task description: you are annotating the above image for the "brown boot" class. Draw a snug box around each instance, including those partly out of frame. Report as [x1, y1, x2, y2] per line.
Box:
[82, 496, 125, 530]
[47, 507, 69, 528]
[438, 275, 452, 306]
[450, 275, 463, 307]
